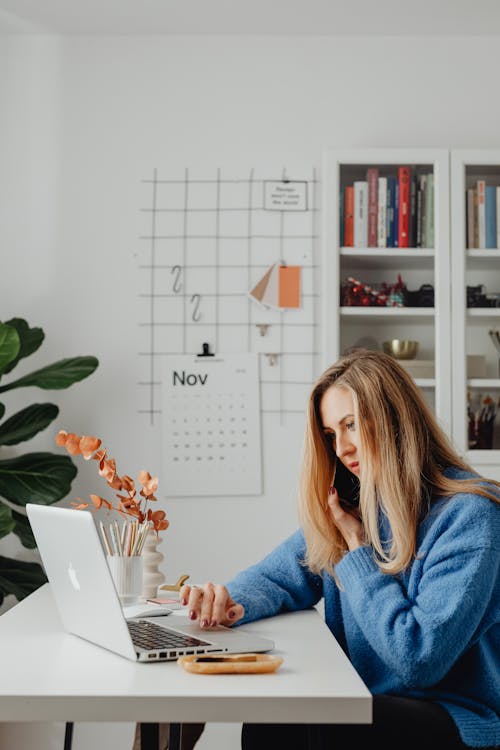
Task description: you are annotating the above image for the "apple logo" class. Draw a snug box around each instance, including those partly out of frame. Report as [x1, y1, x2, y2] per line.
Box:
[68, 562, 81, 591]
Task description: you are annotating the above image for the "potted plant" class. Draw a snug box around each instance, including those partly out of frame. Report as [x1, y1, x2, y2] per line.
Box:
[0, 318, 98, 606]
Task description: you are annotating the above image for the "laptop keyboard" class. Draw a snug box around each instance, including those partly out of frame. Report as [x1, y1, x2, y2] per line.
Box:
[127, 619, 212, 651]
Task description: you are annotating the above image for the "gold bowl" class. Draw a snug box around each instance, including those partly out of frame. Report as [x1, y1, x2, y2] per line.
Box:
[382, 339, 419, 360]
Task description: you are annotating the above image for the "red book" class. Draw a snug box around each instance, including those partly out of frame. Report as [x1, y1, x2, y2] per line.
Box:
[398, 166, 411, 248]
[344, 186, 354, 246]
[366, 168, 379, 247]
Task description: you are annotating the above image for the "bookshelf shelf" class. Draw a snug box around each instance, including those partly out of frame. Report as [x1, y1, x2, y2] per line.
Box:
[322, 148, 450, 433]
[465, 449, 500, 467]
[468, 378, 500, 388]
[466, 249, 500, 258]
[415, 378, 436, 388]
[340, 307, 434, 319]
[340, 248, 434, 256]
[467, 308, 500, 318]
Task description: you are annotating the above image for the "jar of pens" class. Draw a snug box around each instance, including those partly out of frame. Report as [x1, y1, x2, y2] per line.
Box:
[101, 520, 150, 604]
[55, 431, 170, 605]
[467, 392, 499, 450]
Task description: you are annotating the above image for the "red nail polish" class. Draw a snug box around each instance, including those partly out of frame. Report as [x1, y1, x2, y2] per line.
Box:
[189, 610, 196, 620]
[228, 610, 235, 619]
[201, 618, 208, 628]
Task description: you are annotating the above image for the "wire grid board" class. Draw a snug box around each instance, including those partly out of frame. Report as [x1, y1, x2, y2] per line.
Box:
[137, 167, 319, 430]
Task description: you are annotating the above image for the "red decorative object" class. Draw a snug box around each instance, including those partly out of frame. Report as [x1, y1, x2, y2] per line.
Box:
[340, 275, 406, 308]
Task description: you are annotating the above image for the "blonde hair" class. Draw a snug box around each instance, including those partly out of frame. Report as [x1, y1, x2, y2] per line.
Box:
[299, 348, 500, 576]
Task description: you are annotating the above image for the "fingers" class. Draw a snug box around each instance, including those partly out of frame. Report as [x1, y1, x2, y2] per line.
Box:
[179, 582, 244, 629]
[328, 486, 341, 517]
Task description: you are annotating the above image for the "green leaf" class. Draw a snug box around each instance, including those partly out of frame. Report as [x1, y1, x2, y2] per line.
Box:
[0, 555, 47, 605]
[0, 452, 77, 506]
[12, 510, 37, 549]
[0, 403, 59, 446]
[0, 323, 20, 376]
[0, 356, 99, 393]
[2, 319, 44, 374]
[0, 504, 15, 540]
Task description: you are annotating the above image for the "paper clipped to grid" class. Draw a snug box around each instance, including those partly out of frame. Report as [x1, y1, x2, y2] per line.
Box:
[162, 353, 262, 497]
[249, 262, 301, 309]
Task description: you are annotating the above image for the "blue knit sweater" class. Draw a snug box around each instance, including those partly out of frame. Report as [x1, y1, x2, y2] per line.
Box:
[226, 468, 500, 748]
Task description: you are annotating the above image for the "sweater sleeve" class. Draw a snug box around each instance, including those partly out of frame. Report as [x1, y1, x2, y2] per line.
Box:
[225, 529, 323, 625]
[334, 497, 500, 689]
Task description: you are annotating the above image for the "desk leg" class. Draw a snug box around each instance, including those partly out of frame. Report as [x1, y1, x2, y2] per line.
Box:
[64, 722, 74, 750]
[169, 722, 181, 750]
[140, 723, 160, 749]
[138, 721, 183, 750]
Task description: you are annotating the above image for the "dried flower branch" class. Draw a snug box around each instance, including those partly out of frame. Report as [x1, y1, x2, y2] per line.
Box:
[55, 430, 169, 536]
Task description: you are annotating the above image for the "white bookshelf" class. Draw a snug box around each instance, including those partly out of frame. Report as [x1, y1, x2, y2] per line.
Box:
[322, 148, 451, 435]
[451, 150, 500, 479]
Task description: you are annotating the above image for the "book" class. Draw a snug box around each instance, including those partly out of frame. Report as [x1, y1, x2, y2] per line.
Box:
[473, 188, 479, 248]
[416, 175, 424, 248]
[339, 188, 344, 246]
[477, 180, 486, 249]
[386, 176, 397, 247]
[397, 166, 411, 248]
[366, 168, 379, 247]
[377, 176, 387, 248]
[393, 179, 399, 247]
[497, 187, 500, 249]
[466, 188, 475, 249]
[409, 171, 418, 247]
[420, 174, 427, 248]
[343, 186, 354, 246]
[425, 173, 434, 248]
[485, 184, 497, 249]
[353, 180, 368, 247]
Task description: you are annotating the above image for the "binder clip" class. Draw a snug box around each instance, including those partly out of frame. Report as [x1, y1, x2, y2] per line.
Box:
[197, 342, 214, 357]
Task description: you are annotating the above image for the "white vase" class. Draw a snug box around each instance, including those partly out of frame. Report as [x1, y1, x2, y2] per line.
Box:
[141, 529, 166, 599]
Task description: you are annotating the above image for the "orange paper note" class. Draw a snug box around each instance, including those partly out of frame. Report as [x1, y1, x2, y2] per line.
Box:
[278, 266, 301, 308]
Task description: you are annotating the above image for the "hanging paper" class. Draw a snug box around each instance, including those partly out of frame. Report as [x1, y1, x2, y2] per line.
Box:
[249, 263, 301, 310]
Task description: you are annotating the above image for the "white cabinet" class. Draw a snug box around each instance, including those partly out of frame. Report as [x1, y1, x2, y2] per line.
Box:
[451, 150, 500, 479]
[322, 149, 451, 435]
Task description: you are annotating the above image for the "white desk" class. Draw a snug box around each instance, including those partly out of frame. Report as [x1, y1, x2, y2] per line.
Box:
[0, 584, 371, 743]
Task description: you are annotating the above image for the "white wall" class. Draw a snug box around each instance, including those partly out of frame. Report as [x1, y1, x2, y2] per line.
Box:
[1, 31, 500, 749]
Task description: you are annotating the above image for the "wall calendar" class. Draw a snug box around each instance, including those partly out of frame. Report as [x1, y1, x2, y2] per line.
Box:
[161, 353, 262, 496]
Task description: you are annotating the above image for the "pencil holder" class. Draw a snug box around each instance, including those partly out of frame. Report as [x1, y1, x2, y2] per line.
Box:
[107, 555, 143, 605]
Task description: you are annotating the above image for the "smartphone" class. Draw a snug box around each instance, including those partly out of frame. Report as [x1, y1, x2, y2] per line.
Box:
[333, 459, 360, 509]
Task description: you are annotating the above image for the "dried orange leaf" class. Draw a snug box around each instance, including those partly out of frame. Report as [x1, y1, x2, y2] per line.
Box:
[90, 494, 112, 511]
[71, 500, 89, 510]
[80, 435, 102, 459]
[121, 475, 135, 492]
[65, 433, 83, 455]
[55, 430, 68, 446]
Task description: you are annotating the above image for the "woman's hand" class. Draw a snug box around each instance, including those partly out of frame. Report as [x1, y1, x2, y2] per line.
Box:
[328, 486, 364, 552]
[179, 582, 245, 629]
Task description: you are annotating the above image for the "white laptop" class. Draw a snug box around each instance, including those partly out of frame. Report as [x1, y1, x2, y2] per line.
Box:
[26, 504, 274, 663]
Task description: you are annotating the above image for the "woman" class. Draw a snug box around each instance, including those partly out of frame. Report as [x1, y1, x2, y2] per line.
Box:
[181, 349, 500, 750]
